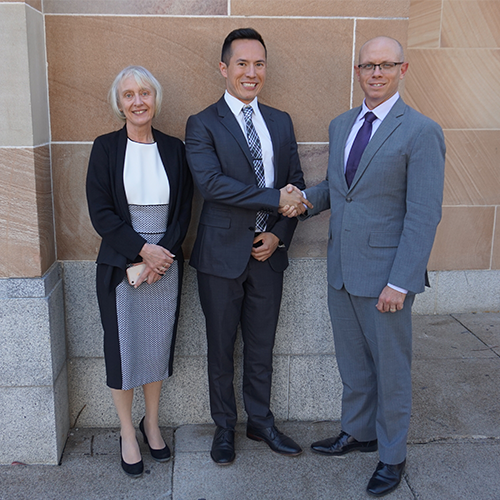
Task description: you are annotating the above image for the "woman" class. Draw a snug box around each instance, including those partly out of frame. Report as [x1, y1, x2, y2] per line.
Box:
[86, 66, 192, 477]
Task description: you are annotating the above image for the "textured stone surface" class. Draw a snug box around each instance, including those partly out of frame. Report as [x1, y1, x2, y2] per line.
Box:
[441, 0, 500, 48]
[435, 270, 500, 314]
[63, 261, 103, 358]
[452, 312, 500, 356]
[0, 146, 55, 278]
[0, 386, 59, 464]
[0, 265, 66, 387]
[231, 0, 410, 17]
[408, 0, 441, 48]
[45, 16, 354, 143]
[288, 355, 342, 421]
[0, 4, 32, 146]
[405, 48, 500, 130]
[429, 206, 495, 271]
[26, 6, 50, 146]
[51, 143, 98, 261]
[443, 130, 500, 206]
[43, 0, 227, 15]
[493, 209, 500, 270]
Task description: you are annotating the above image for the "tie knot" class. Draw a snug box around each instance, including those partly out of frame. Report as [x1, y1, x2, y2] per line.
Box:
[243, 105, 253, 120]
[364, 111, 377, 124]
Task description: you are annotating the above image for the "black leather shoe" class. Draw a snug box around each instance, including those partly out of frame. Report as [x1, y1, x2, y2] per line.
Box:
[211, 426, 235, 465]
[246, 425, 302, 456]
[366, 460, 406, 497]
[139, 416, 171, 462]
[119, 437, 144, 478]
[311, 430, 378, 456]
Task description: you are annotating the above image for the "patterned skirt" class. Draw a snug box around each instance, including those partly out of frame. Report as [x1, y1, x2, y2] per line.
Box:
[112, 204, 178, 390]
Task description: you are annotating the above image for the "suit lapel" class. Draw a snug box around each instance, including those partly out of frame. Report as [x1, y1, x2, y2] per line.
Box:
[349, 98, 406, 191]
[217, 98, 254, 168]
[259, 103, 279, 180]
[336, 108, 360, 192]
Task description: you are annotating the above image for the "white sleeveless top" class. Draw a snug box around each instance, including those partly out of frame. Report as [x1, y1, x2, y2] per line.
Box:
[123, 139, 170, 205]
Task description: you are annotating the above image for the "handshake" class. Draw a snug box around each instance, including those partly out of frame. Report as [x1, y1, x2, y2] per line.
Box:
[279, 184, 313, 218]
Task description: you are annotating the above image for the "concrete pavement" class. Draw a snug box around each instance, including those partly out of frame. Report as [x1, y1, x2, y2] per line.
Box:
[1, 312, 499, 499]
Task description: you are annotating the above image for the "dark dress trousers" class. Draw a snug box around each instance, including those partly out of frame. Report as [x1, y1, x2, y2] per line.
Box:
[86, 126, 193, 388]
[185, 97, 306, 429]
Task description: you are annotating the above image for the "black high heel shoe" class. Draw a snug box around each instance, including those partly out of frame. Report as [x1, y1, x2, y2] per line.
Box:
[139, 416, 171, 462]
[119, 437, 144, 478]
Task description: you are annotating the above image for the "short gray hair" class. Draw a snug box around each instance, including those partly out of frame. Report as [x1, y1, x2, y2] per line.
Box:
[108, 66, 163, 121]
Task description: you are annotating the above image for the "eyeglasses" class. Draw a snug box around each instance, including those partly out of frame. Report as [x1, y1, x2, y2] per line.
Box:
[357, 62, 404, 73]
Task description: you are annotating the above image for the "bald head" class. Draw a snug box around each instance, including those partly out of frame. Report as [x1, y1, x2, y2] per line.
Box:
[355, 36, 408, 109]
[358, 37, 404, 65]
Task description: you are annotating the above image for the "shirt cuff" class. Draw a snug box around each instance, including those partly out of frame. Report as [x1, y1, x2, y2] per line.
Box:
[387, 283, 408, 294]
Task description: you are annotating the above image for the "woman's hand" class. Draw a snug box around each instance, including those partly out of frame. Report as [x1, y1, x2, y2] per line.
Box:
[138, 243, 175, 275]
[134, 265, 163, 288]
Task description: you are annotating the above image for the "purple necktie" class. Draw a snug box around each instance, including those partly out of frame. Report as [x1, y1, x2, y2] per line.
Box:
[345, 111, 377, 188]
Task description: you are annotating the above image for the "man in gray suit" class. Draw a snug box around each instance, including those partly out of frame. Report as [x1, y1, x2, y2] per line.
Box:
[185, 28, 311, 465]
[285, 36, 445, 496]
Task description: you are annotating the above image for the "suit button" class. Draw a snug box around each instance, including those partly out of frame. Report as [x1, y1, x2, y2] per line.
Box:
[346, 197, 353, 203]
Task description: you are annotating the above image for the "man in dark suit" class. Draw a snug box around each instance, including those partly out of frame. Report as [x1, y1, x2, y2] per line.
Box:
[185, 28, 311, 465]
[286, 36, 445, 496]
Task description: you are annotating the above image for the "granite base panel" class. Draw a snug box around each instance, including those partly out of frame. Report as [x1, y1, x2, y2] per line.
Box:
[62, 261, 499, 428]
[0, 264, 69, 464]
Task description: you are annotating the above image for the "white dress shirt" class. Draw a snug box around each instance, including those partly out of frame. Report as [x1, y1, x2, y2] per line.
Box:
[123, 139, 170, 205]
[344, 92, 400, 171]
[224, 91, 275, 188]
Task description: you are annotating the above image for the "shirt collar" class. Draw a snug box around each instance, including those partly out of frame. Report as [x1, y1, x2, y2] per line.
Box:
[224, 90, 259, 117]
[360, 91, 400, 122]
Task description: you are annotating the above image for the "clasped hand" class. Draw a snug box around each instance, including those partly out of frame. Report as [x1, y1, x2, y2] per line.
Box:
[134, 243, 175, 287]
[279, 184, 312, 218]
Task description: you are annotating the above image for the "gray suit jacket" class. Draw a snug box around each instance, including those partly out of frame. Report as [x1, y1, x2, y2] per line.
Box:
[185, 97, 306, 279]
[305, 98, 445, 297]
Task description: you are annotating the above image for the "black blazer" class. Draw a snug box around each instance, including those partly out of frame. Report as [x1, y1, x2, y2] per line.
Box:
[185, 97, 305, 279]
[86, 126, 193, 291]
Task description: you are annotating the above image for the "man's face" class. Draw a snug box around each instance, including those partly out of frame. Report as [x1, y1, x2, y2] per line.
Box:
[355, 38, 409, 109]
[219, 39, 267, 104]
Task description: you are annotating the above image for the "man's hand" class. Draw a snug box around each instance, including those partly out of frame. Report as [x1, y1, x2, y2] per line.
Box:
[251, 232, 280, 262]
[376, 286, 407, 313]
[279, 184, 312, 218]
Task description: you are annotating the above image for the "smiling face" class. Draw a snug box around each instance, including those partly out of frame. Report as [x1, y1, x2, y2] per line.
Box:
[219, 38, 267, 104]
[117, 75, 156, 129]
[355, 37, 409, 109]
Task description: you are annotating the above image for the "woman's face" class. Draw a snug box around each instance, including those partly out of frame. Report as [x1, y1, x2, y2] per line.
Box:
[118, 76, 156, 128]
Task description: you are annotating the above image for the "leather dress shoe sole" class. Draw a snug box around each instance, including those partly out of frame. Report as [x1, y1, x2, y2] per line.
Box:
[247, 426, 303, 456]
[366, 460, 406, 497]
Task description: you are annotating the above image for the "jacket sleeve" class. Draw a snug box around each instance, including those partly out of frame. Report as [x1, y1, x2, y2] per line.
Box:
[185, 113, 281, 211]
[86, 135, 146, 263]
[267, 112, 305, 249]
[388, 119, 445, 292]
